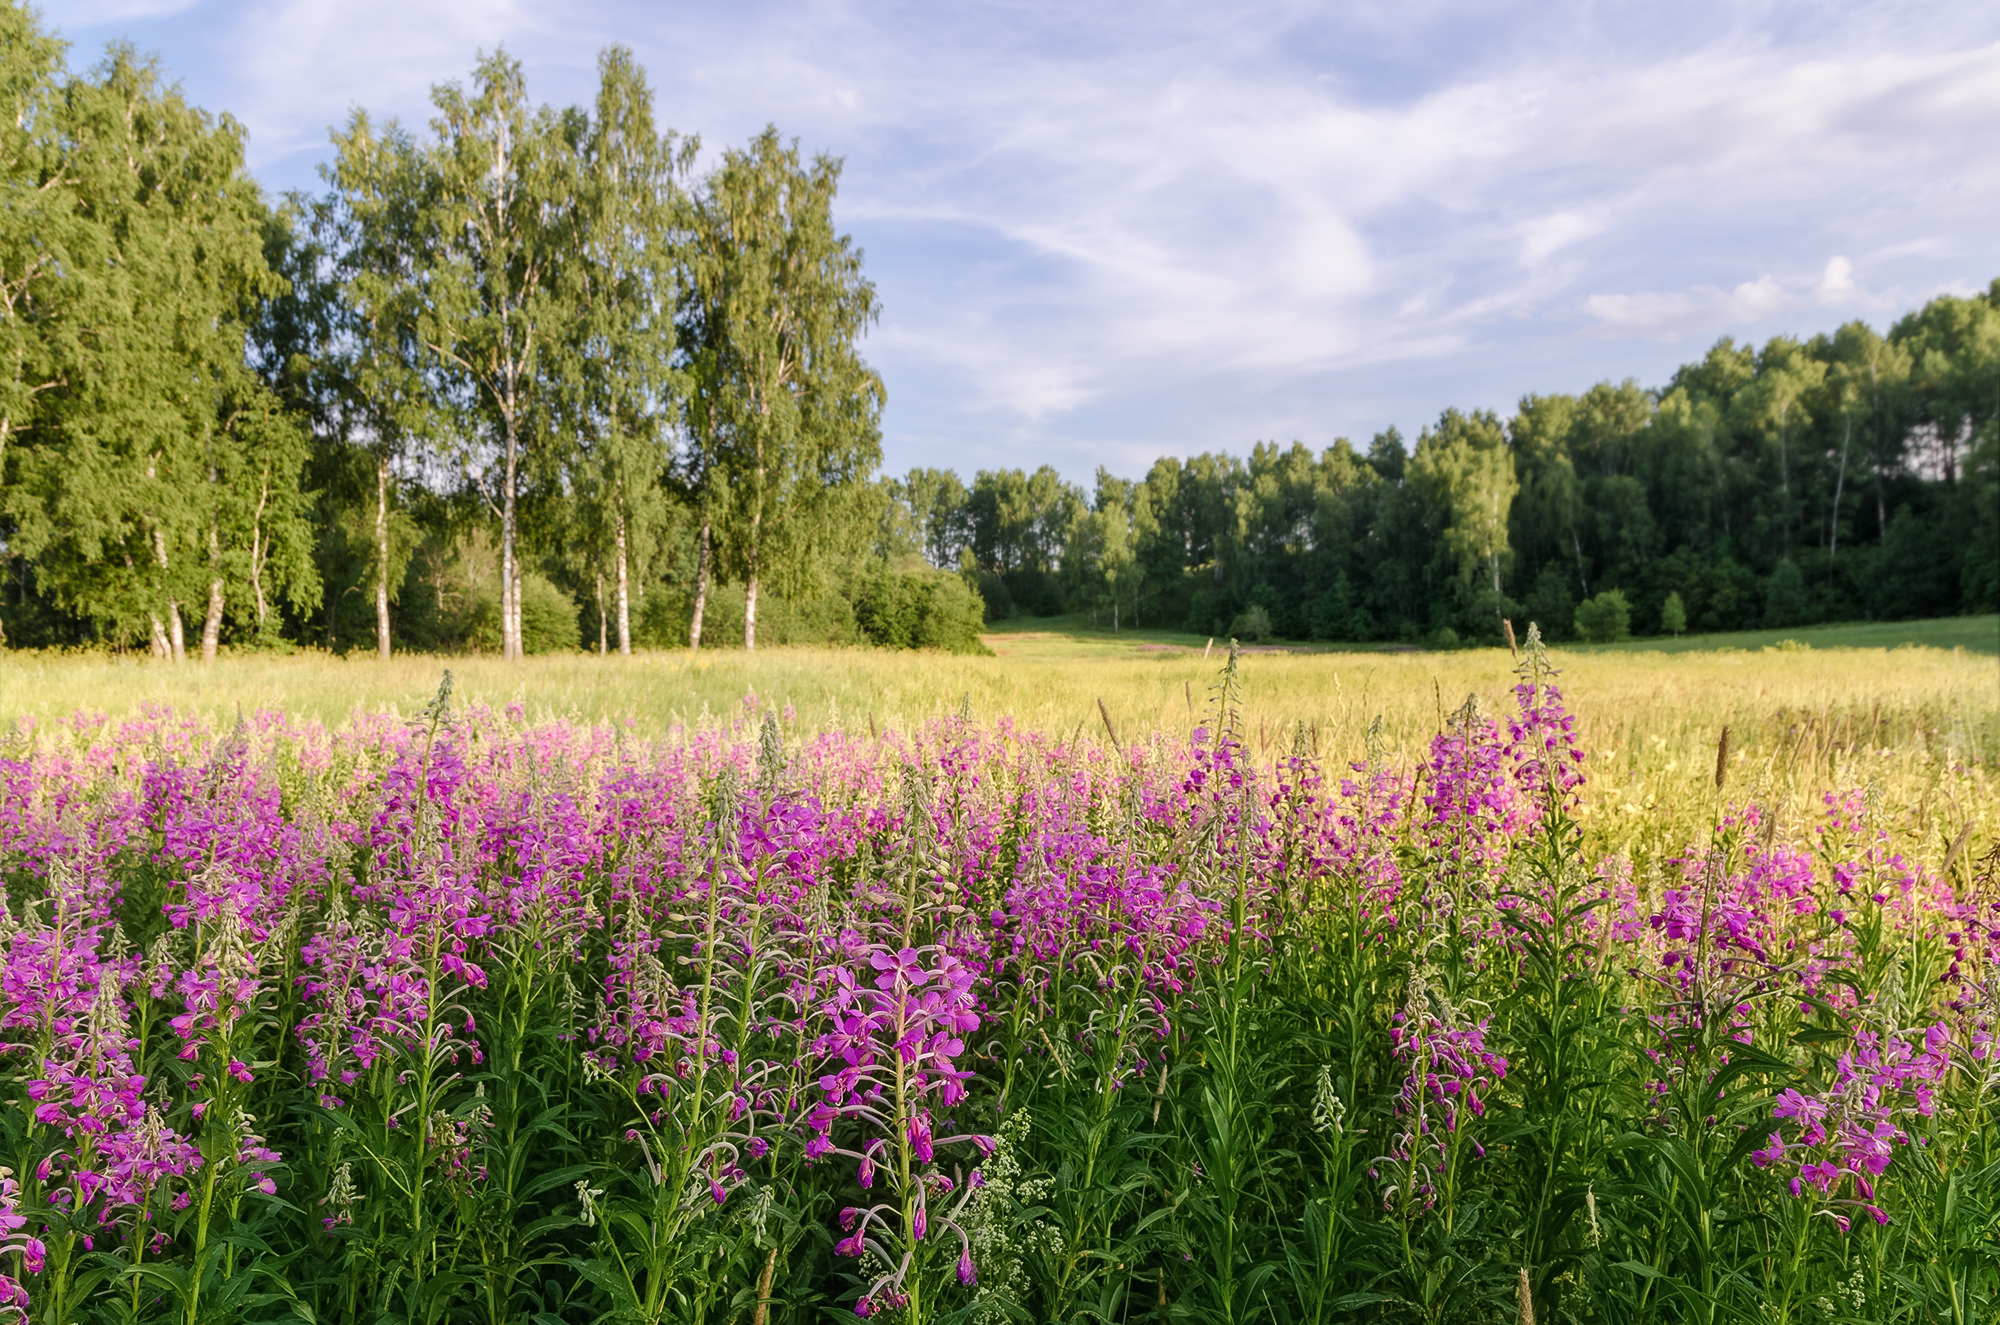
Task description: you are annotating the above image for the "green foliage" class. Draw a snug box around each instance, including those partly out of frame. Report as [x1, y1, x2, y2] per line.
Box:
[852, 567, 991, 653]
[0, 28, 319, 655]
[392, 530, 578, 654]
[1229, 603, 1274, 642]
[1573, 590, 1631, 643]
[1764, 558, 1809, 628]
[634, 578, 861, 650]
[479, 572, 581, 654]
[682, 127, 882, 650]
[1659, 589, 1687, 636]
[970, 568, 1015, 622]
[1524, 565, 1578, 642]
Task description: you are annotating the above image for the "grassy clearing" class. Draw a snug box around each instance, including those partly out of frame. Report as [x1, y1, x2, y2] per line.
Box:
[1581, 612, 2000, 655]
[3, 640, 1984, 752]
[2, 631, 1991, 767]
[987, 611, 2000, 657]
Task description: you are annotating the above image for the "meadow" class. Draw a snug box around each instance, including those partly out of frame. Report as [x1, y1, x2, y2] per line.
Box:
[0, 628, 1995, 1323]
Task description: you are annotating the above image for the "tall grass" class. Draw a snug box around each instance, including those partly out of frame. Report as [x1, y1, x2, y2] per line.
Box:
[3, 639, 1991, 769]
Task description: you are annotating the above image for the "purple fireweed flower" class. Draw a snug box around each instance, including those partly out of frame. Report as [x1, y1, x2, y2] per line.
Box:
[1755, 1022, 1951, 1224]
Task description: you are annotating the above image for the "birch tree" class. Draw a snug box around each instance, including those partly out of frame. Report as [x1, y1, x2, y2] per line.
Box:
[562, 46, 686, 655]
[1410, 408, 1518, 628]
[6, 43, 317, 656]
[418, 51, 571, 661]
[324, 111, 432, 658]
[0, 4, 70, 643]
[682, 128, 881, 650]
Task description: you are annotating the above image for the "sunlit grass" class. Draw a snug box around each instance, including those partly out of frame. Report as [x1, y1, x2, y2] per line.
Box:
[4, 628, 1992, 868]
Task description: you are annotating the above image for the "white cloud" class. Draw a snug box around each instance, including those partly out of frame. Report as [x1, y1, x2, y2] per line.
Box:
[1815, 255, 1855, 303]
[57, 0, 200, 23]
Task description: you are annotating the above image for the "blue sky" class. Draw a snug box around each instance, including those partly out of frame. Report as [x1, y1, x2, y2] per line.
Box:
[55, 0, 2000, 485]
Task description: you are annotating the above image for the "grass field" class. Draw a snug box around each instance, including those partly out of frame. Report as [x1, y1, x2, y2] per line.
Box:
[3, 621, 1992, 771]
[2, 620, 1992, 864]
[1584, 612, 2000, 654]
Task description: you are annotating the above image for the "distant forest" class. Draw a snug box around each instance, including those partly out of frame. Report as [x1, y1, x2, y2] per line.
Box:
[2, 3, 1995, 658]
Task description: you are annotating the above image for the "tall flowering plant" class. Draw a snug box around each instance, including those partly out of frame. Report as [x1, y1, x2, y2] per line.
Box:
[1754, 1022, 1952, 1230]
[295, 683, 497, 1322]
[149, 867, 287, 1325]
[0, 660, 1990, 1324]
[579, 774, 790, 1325]
[816, 944, 991, 1320]
[0, 865, 200, 1325]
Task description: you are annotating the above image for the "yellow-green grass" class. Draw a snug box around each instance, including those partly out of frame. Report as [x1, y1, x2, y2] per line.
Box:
[2, 637, 1991, 756]
[3, 633, 1991, 832]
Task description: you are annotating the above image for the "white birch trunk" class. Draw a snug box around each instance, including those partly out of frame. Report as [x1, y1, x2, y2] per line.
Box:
[201, 522, 222, 663]
[615, 507, 631, 656]
[501, 426, 521, 660]
[376, 456, 392, 659]
[689, 518, 710, 651]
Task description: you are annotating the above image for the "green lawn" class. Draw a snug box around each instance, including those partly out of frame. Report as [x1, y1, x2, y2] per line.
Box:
[980, 613, 1410, 660]
[983, 612, 2000, 658]
[1581, 614, 2000, 656]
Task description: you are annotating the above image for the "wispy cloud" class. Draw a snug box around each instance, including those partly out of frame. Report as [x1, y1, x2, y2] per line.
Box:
[1584, 275, 1792, 339]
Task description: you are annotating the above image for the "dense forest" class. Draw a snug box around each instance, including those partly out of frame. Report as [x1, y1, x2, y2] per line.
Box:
[1, 4, 1995, 659]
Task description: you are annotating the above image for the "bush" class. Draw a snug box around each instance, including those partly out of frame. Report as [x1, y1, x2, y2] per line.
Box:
[1228, 603, 1273, 642]
[1574, 589, 1632, 643]
[466, 573, 582, 655]
[854, 569, 992, 655]
[1184, 587, 1235, 637]
[973, 570, 1014, 623]
[634, 581, 862, 650]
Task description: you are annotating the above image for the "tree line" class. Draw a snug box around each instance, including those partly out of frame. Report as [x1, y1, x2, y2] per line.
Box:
[1, 4, 1994, 658]
[932, 292, 1999, 646]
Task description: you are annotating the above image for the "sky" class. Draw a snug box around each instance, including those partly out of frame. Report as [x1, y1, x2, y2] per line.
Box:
[53, 0, 2000, 486]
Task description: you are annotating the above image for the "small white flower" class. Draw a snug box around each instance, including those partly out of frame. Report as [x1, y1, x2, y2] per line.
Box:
[575, 1179, 607, 1227]
[1311, 1065, 1345, 1136]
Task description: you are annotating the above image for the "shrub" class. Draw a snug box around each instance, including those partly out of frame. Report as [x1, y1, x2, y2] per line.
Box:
[633, 581, 863, 650]
[973, 570, 1015, 622]
[854, 568, 992, 654]
[1228, 603, 1273, 642]
[1574, 589, 1632, 643]
[462, 572, 581, 654]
